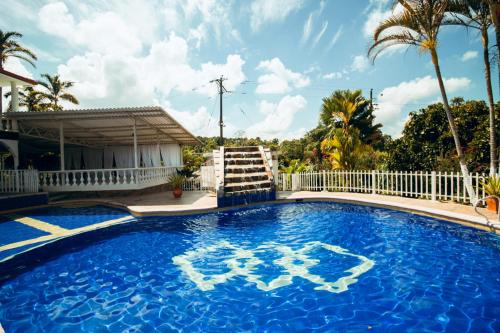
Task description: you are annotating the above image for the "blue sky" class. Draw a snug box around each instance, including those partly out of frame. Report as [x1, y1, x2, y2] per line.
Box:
[0, 0, 491, 139]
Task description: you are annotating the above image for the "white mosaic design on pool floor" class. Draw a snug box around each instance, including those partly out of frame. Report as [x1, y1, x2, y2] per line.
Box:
[172, 241, 375, 293]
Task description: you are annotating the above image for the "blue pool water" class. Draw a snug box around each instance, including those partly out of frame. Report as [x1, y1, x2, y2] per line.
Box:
[0, 202, 499, 332]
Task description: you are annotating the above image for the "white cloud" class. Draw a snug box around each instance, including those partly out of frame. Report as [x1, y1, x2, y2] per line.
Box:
[376, 76, 471, 135]
[322, 72, 342, 80]
[250, 0, 305, 31]
[246, 95, 307, 138]
[57, 33, 246, 108]
[461, 50, 478, 62]
[301, 14, 313, 44]
[351, 55, 371, 72]
[38, 0, 239, 55]
[312, 21, 329, 47]
[38, 2, 143, 56]
[326, 25, 343, 52]
[363, 2, 406, 56]
[168, 105, 237, 137]
[2, 58, 34, 79]
[255, 58, 310, 94]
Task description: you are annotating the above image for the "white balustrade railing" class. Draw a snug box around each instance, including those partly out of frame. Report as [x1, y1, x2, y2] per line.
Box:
[0, 169, 39, 193]
[278, 170, 492, 204]
[39, 166, 180, 192]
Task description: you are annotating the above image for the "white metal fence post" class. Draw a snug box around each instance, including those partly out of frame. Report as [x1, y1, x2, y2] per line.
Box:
[292, 173, 298, 191]
[322, 170, 327, 192]
[431, 171, 437, 201]
[371, 170, 376, 194]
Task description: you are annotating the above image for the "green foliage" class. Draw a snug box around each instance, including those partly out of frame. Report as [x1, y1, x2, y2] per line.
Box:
[280, 159, 312, 174]
[321, 127, 372, 170]
[387, 99, 500, 172]
[168, 174, 185, 189]
[181, 146, 206, 173]
[0, 30, 37, 67]
[320, 89, 383, 146]
[482, 176, 500, 196]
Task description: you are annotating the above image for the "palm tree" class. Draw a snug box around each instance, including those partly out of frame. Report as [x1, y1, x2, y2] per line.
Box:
[368, 0, 477, 202]
[4, 86, 47, 112]
[320, 90, 368, 134]
[485, 0, 500, 96]
[0, 30, 37, 114]
[321, 128, 370, 170]
[447, 0, 497, 175]
[38, 74, 79, 111]
[320, 89, 383, 145]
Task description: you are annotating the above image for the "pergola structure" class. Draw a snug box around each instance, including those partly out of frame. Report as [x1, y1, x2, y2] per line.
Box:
[7, 106, 199, 170]
[1, 105, 201, 192]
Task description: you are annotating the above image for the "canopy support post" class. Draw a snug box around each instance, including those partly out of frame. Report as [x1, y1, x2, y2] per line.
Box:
[133, 119, 138, 168]
[59, 121, 65, 171]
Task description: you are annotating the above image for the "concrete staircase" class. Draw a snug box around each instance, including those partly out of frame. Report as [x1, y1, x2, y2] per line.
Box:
[214, 146, 276, 207]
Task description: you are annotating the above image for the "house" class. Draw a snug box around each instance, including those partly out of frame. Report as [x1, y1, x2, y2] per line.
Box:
[0, 69, 199, 193]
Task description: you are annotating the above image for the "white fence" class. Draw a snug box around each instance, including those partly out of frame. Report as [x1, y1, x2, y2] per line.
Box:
[0, 169, 39, 193]
[39, 166, 180, 192]
[278, 170, 491, 204]
[182, 166, 216, 191]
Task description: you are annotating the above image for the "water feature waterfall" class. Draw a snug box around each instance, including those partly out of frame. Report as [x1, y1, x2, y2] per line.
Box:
[214, 146, 276, 207]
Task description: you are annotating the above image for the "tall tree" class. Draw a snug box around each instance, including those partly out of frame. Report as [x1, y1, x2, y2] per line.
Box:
[38, 74, 79, 111]
[485, 0, 500, 97]
[368, 0, 477, 201]
[0, 30, 37, 114]
[320, 90, 383, 145]
[447, 0, 497, 175]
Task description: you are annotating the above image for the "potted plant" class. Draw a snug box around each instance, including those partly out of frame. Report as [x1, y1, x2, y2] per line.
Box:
[169, 174, 185, 198]
[482, 176, 500, 212]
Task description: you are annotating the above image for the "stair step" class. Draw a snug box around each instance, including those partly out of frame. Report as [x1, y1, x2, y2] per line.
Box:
[224, 152, 262, 158]
[225, 188, 274, 195]
[225, 165, 266, 171]
[225, 159, 264, 165]
[224, 180, 272, 192]
[225, 172, 268, 179]
[224, 146, 260, 152]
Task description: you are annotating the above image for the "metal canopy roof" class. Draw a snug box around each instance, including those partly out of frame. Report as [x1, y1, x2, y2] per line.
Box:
[6, 106, 200, 147]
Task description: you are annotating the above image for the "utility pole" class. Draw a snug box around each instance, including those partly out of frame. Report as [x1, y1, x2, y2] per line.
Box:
[369, 88, 373, 112]
[210, 76, 228, 146]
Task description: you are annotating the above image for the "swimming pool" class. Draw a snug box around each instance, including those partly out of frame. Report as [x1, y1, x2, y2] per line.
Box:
[0, 202, 499, 332]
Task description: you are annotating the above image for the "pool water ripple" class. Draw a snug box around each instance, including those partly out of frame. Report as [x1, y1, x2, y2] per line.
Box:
[0, 202, 499, 332]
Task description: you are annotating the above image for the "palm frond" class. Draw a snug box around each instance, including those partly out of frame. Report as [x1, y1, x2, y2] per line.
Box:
[60, 93, 79, 105]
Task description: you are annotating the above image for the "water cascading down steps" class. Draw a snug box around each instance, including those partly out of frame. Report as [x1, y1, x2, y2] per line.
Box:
[215, 146, 276, 207]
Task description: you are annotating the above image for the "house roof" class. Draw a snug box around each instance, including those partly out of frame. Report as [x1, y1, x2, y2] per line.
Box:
[0, 68, 37, 87]
[5, 106, 200, 147]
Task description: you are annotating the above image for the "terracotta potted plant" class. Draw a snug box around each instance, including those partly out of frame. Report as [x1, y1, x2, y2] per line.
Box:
[169, 174, 185, 198]
[482, 176, 500, 212]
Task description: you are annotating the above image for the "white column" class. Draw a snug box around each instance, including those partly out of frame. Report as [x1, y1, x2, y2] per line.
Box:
[59, 121, 65, 171]
[10, 82, 19, 112]
[133, 120, 138, 168]
[179, 144, 183, 166]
